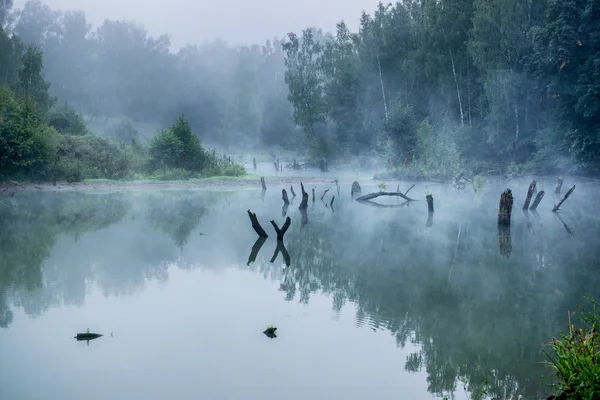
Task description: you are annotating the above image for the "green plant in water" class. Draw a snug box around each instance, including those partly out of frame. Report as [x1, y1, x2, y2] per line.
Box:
[544, 298, 600, 399]
[263, 325, 277, 339]
[377, 182, 386, 192]
[473, 175, 484, 193]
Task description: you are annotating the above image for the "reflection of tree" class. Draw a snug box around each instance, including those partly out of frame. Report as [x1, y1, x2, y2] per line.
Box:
[249, 188, 600, 400]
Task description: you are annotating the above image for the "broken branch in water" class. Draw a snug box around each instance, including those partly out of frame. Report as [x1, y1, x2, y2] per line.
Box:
[330, 196, 335, 208]
[270, 216, 291, 241]
[530, 190, 545, 210]
[523, 181, 537, 210]
[405, 184, 415, 195]
[248, 210, 268, 238]
[355, 191, 416, 202]
[282, 189, 290, 205]
[553, 184, 575, 212]
[321, 189, 330, 201]
[299, 183, 308, 210]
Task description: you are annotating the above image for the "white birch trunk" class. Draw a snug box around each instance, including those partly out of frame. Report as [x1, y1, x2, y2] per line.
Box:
[449, 50, 464, 126]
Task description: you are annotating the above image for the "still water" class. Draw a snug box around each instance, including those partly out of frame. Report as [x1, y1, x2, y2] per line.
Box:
[1, 179, 599, 400]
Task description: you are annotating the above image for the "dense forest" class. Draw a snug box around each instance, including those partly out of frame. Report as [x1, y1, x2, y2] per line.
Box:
[1, 0, 599, 182]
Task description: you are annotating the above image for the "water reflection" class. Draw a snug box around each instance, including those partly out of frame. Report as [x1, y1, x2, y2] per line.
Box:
[1, 181, 600, 400]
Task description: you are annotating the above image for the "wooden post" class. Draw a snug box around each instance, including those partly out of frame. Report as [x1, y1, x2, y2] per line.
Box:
[282, 189, 290, 205]
[523, 180, 537, 209]
[260, 177, 267, 190]
[290, 186, 297, 197]
[312, 188, 315, 203]
[530, 191, 545, 210]
[351, 181, 361, 197]
[553, 185, 575, 212]
[555, 177, 563, 194]
[498, 189, 513, 225]
[299, 183, 309, 210]
[426, 194, 434, 213]
[248, 210, 268, 238]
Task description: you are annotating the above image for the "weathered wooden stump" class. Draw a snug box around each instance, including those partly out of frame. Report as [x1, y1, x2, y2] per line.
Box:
[523, 181, 537, 210]
[553, 184, 575, 212]
[351, 181, 361, 197]
[270, 217, 291, 241]
[247, 210, 268, 238]
[260, 177, 267, 190]
[299, 182, 309, 210]
[426, 194, 434, 213]
[312, 188, 315, 203]
[282, 189, 290, 205]
[530, 190, 545, 210]
[555, 177, 563, 194]
[498, 189, 513, 225]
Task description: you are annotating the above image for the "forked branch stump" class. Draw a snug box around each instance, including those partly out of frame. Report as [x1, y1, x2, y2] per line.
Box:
[248, 210, 268, 238]
[498, 189, 513, 225]
[270, 217, 291, 241]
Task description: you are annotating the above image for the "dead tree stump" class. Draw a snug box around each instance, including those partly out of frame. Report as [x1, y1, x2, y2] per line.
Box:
[555, 177, 563, 194]
[553, 185, 575, 212]
[321, 189, 330, 201]
[312, 188, 315, 203]
[299, 183, 309, 210]
[330, 196, 335, 208]
[282, 189, 290, 205]
[351, 181, 361, 197]
[530, 191, 545, 210]
[270, 217, 291, 241]
[290, 186, 297, 197]
[498, 189, 513, 225]
[426, 194, 434, 213]
[260, 177, 267, 190]
[248, 210, 268, 238]
[523, 181, 537, 209]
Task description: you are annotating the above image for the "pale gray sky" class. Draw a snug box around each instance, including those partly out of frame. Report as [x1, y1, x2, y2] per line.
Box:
[14, 0, 381, 48]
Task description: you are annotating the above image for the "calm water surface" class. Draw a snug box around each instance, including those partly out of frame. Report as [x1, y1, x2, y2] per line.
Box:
[1, 178, 599, 400]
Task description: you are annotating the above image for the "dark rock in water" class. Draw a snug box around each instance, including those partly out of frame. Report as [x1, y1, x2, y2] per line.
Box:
[263, 326, 277, 339]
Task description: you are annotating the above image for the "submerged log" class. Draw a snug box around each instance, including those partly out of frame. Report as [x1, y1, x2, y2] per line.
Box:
[523, 181, 537, 210]
[351, 181, 361, 197]
[498, 189, 513, 225]
[426, 194, 434, 213]
[356, 191, 415, 202]
[530, 190, 545, 210]
[247, 237, 267, 265]
[290, 186, 296, 197]
[553, 184, 576, 212]
[260, 177, 267, 190]
[299, 183, 309, 210]
[248, 210, 268, 238]
[555, 177, 563, 194]
[321, 189, 330, 201]
[270, 217, 291, 241]
[282, 189, 290, 205]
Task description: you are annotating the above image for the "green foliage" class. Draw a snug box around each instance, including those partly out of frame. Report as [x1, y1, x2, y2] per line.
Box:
[377, 182, 386, 191]
[48, 104, 88, 135]
[473, 175, 484, 193]
[17, 45, 55, 113]
[149, 129, 183, 171]
[56, 158, 84, 182]
[150, 115, 208, 172]
[383, 103, 418, 165]
[56, 134, 131, 180]
[0, 86, 57, 180]
[544, 299, 600, 399]
[108, 117, 139, 144]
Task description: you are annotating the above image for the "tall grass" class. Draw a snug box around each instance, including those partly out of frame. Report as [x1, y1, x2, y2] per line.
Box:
[544, 299, 600, 399]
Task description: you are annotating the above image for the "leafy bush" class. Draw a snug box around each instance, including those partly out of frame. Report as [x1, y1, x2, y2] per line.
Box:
[382, 103, 418, 165]
[216, 164, 246, 177]
[56, 158, 85, 182]
[109, 117, 140, 143]
[56, 134, 131, 179]
[48, 105, 88, 136]
[150, 129, 184, 170]
[153, 168, 196, 181]
[545, 299, 600, 400]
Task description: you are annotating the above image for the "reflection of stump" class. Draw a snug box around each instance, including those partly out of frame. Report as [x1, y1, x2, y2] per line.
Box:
[498, 189, 513, 225]
[300, 207, 308, 228]
[260, 177, 267, 190]
[530, 190, 545, 210]
[523, 181, 537, 209]
[426, 194, 434, 213]
[247, 237, 267, 265]
[351, 181, 361, 197]
[282, 189, 290, 205]
[555, 177, 563, 194]
[270, 240, 291, 266]
[290, 186, 296, 197]
[282, 203, 289, 217]
[426, 211, 434, 228]
[498, 225, 512, 258]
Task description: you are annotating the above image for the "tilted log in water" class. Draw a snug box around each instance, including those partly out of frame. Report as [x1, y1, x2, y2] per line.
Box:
[355, 191, 416, 202]
[523, 180, 537, 209]
[498, 189, 513, 225]
[553, 184, 576, 212]
[270, 217, 291, 241]
[282, 189, 290, 205]
[530, 190, 545, 210]
[248, 209, 268, 238]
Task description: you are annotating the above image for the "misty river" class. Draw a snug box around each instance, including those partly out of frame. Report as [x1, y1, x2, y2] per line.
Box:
[1, 179, 599, 399]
